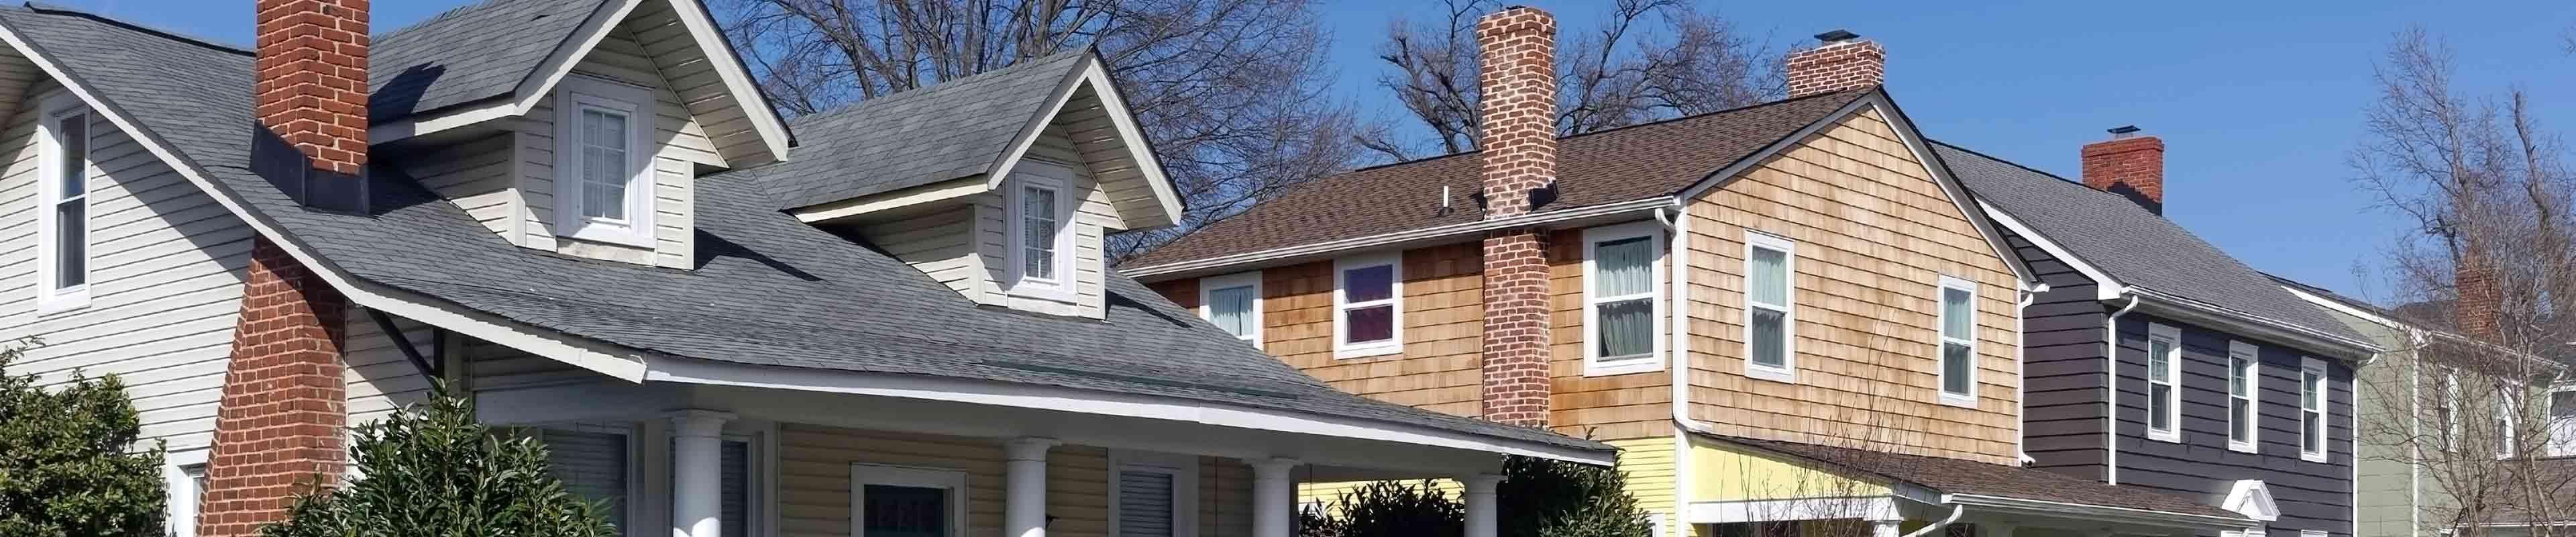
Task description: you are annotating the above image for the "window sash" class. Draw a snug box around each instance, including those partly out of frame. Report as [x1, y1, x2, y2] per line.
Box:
[1936, 277, 1975, 401]
[853, 465, 967, 537]
[43, 107, 89, 295]
[551, 77, 654, 245]
[1337, 260, 1399, 348]
[1743, 234, 1794, 375]
[1020, 185, 1061, 283]
[2228, 351, 2256, 447]
[1587, 229, 1659, 365]
[576, 107, 633, 222]
[2303, 366, 2328, 457]
[2147, 336, 2179, 436]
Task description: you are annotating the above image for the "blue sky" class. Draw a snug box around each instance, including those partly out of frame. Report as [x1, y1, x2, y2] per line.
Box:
[52, 0, 2576, 303]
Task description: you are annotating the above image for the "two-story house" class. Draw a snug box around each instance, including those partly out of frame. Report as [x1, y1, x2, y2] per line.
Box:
[1129, 10, 2255, 537]
[0, 1, 1620, 537]
[1937, 130, 2389, 537]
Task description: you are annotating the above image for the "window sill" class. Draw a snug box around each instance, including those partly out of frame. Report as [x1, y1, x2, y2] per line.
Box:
[2227, 441, 2257, 454]
[1584, 356, 1662, 377]
[1335, 342, 1401, 359]
[2300, 451, 2328, 463]
[2146, 429, 2181, 444]
[1936, 392, 1977, 409]
[557, 224, 653, 249]
[36, 289, 89, 315]
[1744, 364, 1795, 384]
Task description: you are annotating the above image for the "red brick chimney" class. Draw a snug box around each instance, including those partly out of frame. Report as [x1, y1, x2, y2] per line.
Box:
[1785, 30, 1884, 98]
[2082, 126, 2167, 215]
[1476, 5, 1556, 428]
[201, 1, 364, 536]
[2457, 246, 2503, 338]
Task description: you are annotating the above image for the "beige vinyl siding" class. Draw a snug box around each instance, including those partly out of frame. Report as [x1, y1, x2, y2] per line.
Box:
[1039, 89, 1157, 230]
[1682, 107, 2023, 465]
[343, 314, 441, 425]
[620, 0, 775, 167]
[394, 134, 517, 240]
[517, 23, 704, 269]
[968, 126, 1111, 318]
[857, 206, 982, 297]
[0, 81, 254, 453]
[776, 424, 1250, 537]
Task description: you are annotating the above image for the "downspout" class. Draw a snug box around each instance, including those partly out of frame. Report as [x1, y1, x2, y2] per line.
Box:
[1900, 503, 1966, 537]
[2104, 291, 2141, 485]
[2409, 328, 2427, 535]
[2017, 284, 2040, 464]
[1656, 203, 1709, 536]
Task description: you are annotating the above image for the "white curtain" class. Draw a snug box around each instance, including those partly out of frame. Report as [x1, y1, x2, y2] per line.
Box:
[1208, 285, 1256, 336]
[1595, 238, 1654, 358]
[1747, 246, 1789, 367]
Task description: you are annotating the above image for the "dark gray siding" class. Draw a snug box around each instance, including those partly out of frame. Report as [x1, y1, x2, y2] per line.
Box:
[2009, 230, 2113, 481]
[2112, 312, 2356, 537]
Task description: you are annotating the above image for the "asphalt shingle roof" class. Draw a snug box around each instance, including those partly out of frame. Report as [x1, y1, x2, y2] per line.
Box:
[1934, 142, 2373, 344]
[1718, 436, 2246, 521]
[368, 0, 605, 121]
[1124, 89, 1869, 268]
[0, 5, 1606, 455]
[739, 50, 1090, 211]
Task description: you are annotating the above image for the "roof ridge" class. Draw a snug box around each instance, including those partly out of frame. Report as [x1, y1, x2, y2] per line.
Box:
[1930, 138, 2168, 211]
[1333, 88, 1874, 177]
[788, 48, 1093, 128]
[17, 1, 251, 56]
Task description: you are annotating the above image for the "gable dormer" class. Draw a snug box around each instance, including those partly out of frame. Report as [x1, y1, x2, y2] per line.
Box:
[368, 0, 791, 269]
[784, 51, 1181, 319]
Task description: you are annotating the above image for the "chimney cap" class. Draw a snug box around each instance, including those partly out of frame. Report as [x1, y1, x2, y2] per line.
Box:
[1815, 29, 1860, 44]
[2107, 125, 2142, 138]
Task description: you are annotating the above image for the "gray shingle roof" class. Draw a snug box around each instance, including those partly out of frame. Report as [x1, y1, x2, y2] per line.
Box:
[1933, 141, 2371, 344]
[1716, 435, 2247, 521]
[738, 50, 1090, 211]
[368, 0, 605, 121]
[0, 5, 1607, 455]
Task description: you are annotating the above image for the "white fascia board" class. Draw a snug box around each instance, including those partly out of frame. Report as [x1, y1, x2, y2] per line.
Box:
[1976, 199, 2121, 299]
[0, 19, 653, 383]
[1071, 58, 1181, 228]
[658, 0, 792, 160]
[985, 55, 1097, 208]
[790, 177, 989, 223]
[2125, 286, 2385, 359]
[1942, 493, 2253, 531]
[641, 356, 1615, 466]
[1122, 197, 1673, 281]
[508, 0, 646, 117]
[368, 99, 517, 142]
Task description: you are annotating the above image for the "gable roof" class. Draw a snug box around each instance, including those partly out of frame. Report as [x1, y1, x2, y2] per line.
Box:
[0, 3, 1607, 461]
[1933, 141, 2375, 347]
[369, 0, 605, 121]
[1714, 436, 2248, 523]
[739, 49, 1091, 211]
[1123, 89, 1872, 270]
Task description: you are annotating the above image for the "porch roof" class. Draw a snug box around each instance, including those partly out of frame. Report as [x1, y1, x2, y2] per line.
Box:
[1705, 434, 2248, 522]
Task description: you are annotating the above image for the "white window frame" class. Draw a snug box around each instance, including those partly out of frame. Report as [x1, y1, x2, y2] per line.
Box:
[551, 75, 657, 248]
[533, 422, 647, 535]
[164, 449, 209, 537]
[1741, 231, 1797, 383]
[2440, 367, 2461, 454]
[851, 463, 970, 537]
[1108, 451, 1201, 537]
[1197, 271, 1263, 348]
[36, 90, 91, 313]
[2145, 323, 2182, 443]
[1933, 275, 1978, 407]
[1332, 252, 1403, 358]
[1582, 222, 1664, 377]
[2227, 340, 2261, 454]
[1004, 164, 1079, 301]
[2499, 381, 2526, 460]
[2302, 356, 2330, 462]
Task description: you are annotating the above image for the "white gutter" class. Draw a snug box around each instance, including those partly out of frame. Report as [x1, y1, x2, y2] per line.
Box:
[2017, 283, 2041, 464]
[1900, 503, 1965, 537]
[2104, 294, 2141, 485]
[1123, 197, 1675, 279]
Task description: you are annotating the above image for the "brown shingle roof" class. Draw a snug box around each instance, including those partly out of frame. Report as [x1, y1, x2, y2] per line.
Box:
[1719, 436, 2247, 521]
[1122, 89, 1871, 269]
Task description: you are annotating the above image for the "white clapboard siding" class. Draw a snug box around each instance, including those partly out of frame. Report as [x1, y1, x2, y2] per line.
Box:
[513, 19, 708, 269]
[858, 205, 981, 297]
[343, 313, 442, 426]
[623, 0, 773, 167]
[0, 81, 254, 454]
[396, 134, 517, 240]
[963, 125, 1112, 318]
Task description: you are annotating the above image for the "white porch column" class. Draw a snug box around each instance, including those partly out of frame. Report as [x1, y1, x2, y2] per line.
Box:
[1004, 438, 1059, 537]
[667, 409, 735, 537]
[1462, 474, 1504, 537]
[1251, 458, 1301, 537]
[1870, 519, 1902, 537]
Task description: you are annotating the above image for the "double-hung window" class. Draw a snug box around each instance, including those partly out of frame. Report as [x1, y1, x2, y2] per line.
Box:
[2301, 357, 2330, 462]
[1333, 252, 1402, 358]
[2499, 384, 2525, 459]
[1584, 222, 1662, 376]
[2227, 341, 2259, 453]
[538, 427, 637, 534]
[1742, 232, 1796, 382]
[1110, 452, 1200, 537]
[1006, 164, 1079, 299]
[37, 91, 91, 312]
[2146, 324, 2182, 442]
[553, 76, 655, 247]
[853, 464, 967, 537]
[2438, 367, 2461, 453]
[1199, 271, 1262, 346]
[1935, 275, 1977, 406]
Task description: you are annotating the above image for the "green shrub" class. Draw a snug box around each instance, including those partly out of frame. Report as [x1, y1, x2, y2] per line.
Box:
[0, 337, 168, 537]
[261, 386, 614, 537]
[1297, 453, 1652, 537]
[1330, 480, 1463, 537]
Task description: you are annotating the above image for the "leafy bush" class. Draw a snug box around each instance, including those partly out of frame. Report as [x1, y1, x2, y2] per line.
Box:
[261, 387, 614, 537]
[0, 337, 168, 537]
[1296, 453, 1651, 537]
[1329, 481, 1462, 537]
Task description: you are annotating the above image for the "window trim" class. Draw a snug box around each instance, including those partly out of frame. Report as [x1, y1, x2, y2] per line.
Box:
[1108, 451, 1201, 537]
[2226, 340, 2260, 454]
[851, 463, 970, 537]
[164, 449, 209, 537]
[551, 75, 657, 248]
[1004, 165, 1079, 301]
[2499, 382, 2525, 460]
[1933, 275, 1978, 407]
[1741, 231, 1797, 383]
[1198, 271, 1263, 348]
[1582, 222, 1664, 377]
[36, 90, 90, 313]
[2145, 323, 2182, 444]
[2301, 356, 2330, 462]
[2440, 367, 2461, 454]
[1332, 251, 1403, 358]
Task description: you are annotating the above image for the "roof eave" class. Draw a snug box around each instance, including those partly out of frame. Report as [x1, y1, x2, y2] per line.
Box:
[1120, 197, 1676, 281]
[2125, 285, 2387, 359]
[1941, 493, 2254, 531]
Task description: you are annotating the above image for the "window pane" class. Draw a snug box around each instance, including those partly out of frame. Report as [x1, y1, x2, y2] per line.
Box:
[541, 431, 627, 534]
[1208, 285, 1256, 337]
[2231, 399, 2251, 442]
[863, 485, 948, 537]
[1596, 298, 1652, 358]
[1345, 304, 1393, 344]
[1749, 307, 1786, 368]
[1748, 246, 1788, 305]
[2303, 371, 2324, 409]
[56, 115, 83, 199]
[1941, 342, 1971, 395]
[1022, 187, 1058, 280]
[1117, 471, 1175, 537]
[1941, 287, 1972, 340]
[2150, 384, 2172, 432]
[2304, 411, 2323, 453]
[1343, 264, 1393, 303]
[2147, 340, 2172, 383]
[2229, 356, 2249, 397]
[56, 202, 83, 287]
[1595, 236, 1654, 296]
[2555, 391, 2576, 418]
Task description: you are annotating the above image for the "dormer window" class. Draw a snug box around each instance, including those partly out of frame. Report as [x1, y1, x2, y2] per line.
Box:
[1006, 166, 1077, 298]
[553, 75, 655, 247]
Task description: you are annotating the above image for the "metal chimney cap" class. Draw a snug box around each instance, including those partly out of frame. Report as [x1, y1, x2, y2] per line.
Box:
[1815, 29, 1860, 44]
[2107, 125, 2143, 136]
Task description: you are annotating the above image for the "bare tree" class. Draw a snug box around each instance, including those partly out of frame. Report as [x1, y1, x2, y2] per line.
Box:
[1359, 0, 1783, 161]
[714, 0, 1373, 258]
[2350, 27, 2576, 536]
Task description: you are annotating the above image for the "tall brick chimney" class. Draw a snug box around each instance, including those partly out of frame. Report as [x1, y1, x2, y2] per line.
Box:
[1475, 5, 1556, 428]
[1785, 30, 1884, 98]
[2082, 126, 2167, 215]
[2457, 246, 2503, 338]
[201, 1, 365, 536]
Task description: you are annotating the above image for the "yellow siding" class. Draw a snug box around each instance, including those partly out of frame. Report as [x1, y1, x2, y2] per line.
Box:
[1686, 440, 1888, 502]
[1296, 436, 1678, 534]
[776, 424, 1252, 537]
[1682, 107, 2022, 464]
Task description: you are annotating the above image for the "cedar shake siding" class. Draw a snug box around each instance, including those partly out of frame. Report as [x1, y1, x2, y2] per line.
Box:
[1682, 107, 2023, 465]
[2012, 229, 2112, 481]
